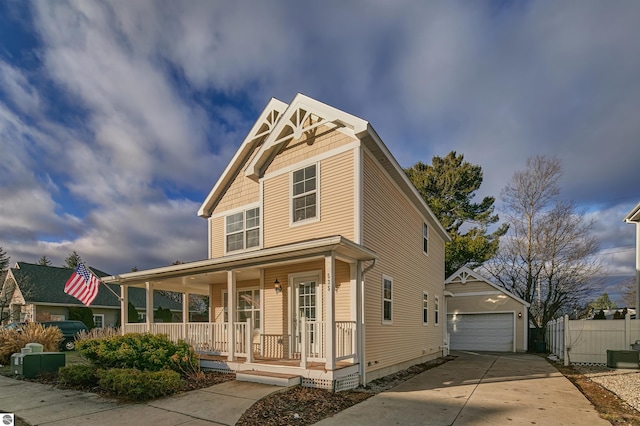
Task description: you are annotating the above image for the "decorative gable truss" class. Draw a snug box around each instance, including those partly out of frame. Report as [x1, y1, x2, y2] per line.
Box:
[244, 94, 369, 181]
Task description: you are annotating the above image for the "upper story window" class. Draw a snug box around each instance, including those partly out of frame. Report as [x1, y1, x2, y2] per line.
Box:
[292, 164, 317, 223]
[382, 275, 393, 324]
[226, 207, 260, 252]
[423, 223, 429, 255]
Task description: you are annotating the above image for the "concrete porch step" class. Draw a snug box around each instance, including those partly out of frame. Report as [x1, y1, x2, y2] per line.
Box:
[236, 370, 301, 387]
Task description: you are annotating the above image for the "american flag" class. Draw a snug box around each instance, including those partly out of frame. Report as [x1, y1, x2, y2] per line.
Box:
[64, 263, 101, 306]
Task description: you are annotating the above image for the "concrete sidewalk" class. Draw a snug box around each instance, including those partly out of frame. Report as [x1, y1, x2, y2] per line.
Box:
[0, 375, 281, 425]
[314, 352, 610, 426]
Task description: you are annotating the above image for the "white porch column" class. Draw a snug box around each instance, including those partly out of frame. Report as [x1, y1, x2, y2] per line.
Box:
[145, 282, 153, 333]
[227, 270, 237, 361]
[356, 261, 365, 382]
[183, 291, 190, 340]
[325, 253, 336, 370]
[120, 285, 128, 335]
[349, 263, 358, 363]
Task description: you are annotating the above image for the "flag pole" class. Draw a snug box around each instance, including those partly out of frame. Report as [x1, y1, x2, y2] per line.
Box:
[86, 265, 124, 301]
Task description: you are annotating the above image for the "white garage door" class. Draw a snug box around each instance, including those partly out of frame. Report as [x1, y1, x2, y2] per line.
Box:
[447, 313, 514, 352]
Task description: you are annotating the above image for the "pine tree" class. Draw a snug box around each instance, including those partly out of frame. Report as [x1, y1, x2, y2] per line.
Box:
[405, 151, 508, 276]
[64, 250, 82, 269]
[0, 247, 9, 273]
[37, 256, 52, 266]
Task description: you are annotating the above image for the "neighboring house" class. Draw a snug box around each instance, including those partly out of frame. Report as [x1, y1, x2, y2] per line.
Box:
[445, 267, 530, 352]
[0, 262, 182, 327]
[624, 201, 640, 313]
[103, 93, 450, 389]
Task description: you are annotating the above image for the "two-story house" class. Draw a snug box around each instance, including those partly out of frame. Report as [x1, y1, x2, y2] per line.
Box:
[103, 94, 449, 390]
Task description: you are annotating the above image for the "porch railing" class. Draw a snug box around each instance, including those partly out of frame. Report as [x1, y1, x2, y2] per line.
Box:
[336, 321, 356, 361]
[122, 319, 357, 366]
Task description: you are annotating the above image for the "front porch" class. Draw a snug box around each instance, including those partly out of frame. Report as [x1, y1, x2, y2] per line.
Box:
[123, 312, 360, 390]
[106, 236, 376, 390]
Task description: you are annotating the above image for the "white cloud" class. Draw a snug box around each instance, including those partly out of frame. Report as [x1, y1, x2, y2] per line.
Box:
[0, 60, 41, 114]
[1, 0, 637, 281]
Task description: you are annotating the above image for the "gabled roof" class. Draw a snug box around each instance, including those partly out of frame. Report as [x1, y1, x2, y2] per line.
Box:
[445, 266, 530, 307]
[197, 93, 449, 242]
[624, 201, 640, 223]
[5, 262, 181, 310]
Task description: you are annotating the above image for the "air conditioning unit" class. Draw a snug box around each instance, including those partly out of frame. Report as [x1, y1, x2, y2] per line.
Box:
[607, 350, 640, 369]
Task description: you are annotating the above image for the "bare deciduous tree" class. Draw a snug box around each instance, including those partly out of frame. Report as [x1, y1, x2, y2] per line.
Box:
[483, 156, 601, 341]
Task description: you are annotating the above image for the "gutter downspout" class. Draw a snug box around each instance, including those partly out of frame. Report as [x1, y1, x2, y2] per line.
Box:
[359, 259, 376, 386]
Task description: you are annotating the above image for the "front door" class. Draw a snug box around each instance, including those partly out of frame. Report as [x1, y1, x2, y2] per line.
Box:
[292, 275, 322, 358]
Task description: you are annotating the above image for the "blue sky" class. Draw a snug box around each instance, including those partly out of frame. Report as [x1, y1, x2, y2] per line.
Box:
[1, 1, 638, 297]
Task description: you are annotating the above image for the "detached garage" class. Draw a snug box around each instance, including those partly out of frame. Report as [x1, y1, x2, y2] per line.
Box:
[445, 267, 530, 352]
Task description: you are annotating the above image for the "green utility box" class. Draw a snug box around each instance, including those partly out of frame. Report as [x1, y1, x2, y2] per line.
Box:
[11, 352, 65, 378]
[606, 350, 640, 369]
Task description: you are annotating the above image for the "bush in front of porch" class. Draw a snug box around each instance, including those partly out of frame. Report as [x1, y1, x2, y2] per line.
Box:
[58, 333, 202, 400]
[76, 332, 197, 372]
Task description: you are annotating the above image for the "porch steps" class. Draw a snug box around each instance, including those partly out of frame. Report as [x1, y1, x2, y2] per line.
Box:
[236, 370, 301, 387]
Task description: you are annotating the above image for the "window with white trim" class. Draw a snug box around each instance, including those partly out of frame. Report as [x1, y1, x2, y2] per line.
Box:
[423, 292, 428, 324]
[292, 164, 317, 222]
[223, 289, 261, 330]
[423, 223, 429, 255]
[93, 314, 104, 329]
[434, 296, 440, 325]
[382, 276, 392, 323]
[225, 207, 260, 252]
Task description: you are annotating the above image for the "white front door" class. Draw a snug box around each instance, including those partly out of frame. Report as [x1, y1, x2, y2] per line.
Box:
[292, 275, 322, 357]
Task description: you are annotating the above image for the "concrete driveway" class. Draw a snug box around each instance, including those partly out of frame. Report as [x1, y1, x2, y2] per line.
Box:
[315, 351, 610, 426]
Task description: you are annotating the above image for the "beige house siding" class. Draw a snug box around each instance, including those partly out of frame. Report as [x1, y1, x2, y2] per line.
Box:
[209, 216, 225, 258]
[361, 150, 446, 380]
[263, 149, 355, 248]
[446, 280, 494, 294]
[213, 174, 260, 214]
[267, 126, 357, 175]
[446, 279, 528, 352]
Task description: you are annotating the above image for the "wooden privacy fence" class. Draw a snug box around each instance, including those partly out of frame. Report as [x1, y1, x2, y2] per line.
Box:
[546, 314, 640, 366]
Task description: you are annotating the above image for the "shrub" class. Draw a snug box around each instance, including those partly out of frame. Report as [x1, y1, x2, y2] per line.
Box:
[0, 323, 62, 364]
[68, 307, 94, 329]
[76, 333, 197, 374]
[127, 302, 139, 323]
[58, 364, 100, 389]
[98, 368, 183, 400]
[154, 306, 173, 323]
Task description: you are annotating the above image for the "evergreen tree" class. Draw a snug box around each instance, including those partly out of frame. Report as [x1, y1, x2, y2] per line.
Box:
[0, 247, 9, 273]
[590, 292, 617, 310]
[37, 256, 52, 266]
[405, 151, 508, 276]
[64, 250, 82, 269]
[128, 302, 139, 323]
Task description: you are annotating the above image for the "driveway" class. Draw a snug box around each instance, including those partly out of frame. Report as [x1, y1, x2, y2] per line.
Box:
[314, 351, 610, 426]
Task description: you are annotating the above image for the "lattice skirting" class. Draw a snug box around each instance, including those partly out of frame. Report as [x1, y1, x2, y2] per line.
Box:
[301, 372, 360, 392]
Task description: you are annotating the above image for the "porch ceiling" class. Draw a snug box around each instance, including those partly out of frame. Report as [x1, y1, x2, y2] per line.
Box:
[101, 235, 376, 294]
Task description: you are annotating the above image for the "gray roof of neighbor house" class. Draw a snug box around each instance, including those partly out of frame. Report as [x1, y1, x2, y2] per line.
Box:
[7, 262, 182, 311]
